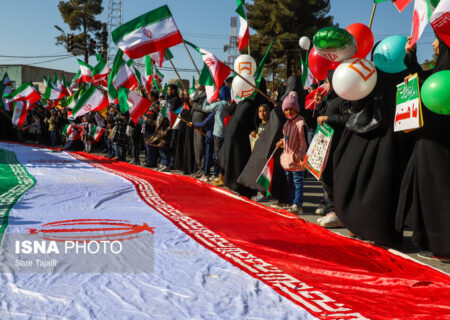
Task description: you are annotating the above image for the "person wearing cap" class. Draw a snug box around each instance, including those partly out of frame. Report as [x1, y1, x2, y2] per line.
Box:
[275, 91, 308, 215]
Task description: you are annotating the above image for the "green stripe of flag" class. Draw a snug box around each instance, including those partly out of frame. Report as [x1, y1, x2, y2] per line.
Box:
[112, 5, 173, 43]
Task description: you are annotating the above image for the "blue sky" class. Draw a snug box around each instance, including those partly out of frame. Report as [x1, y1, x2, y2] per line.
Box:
[0, 0, 436, 82]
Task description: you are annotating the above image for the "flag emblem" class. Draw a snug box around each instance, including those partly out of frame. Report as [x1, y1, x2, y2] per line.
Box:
[143, 28, 153, 39]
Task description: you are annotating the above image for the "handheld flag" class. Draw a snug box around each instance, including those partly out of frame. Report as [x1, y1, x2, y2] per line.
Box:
[112, 5, 183, 59]
[236, 0, 250, 51]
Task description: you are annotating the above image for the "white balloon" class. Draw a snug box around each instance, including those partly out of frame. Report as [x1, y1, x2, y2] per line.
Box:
[299, 36, 311, 50]
[232, 75, 255, 100]
[332, 58, 377, 101]
[234, 55, 257, 76]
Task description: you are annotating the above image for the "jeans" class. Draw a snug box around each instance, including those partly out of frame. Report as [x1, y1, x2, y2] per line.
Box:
[285, 170, 304, 206]
[50, 131, 56, 146]
[106, 139, 113, 156]
[214, 136, 224, 175]
[159, 149, 170, 166]
[113, 143, 120, 158]
[204, 142, 219, 177]
[62, 140, 74, 151]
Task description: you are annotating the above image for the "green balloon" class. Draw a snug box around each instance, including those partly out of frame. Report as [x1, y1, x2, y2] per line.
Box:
[421, 70, 450, 115]
[313, 27, 353, 49]
[430, 0, 440, 9]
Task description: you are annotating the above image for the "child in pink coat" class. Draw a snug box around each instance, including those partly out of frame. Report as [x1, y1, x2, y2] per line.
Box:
[276, 91, 308, 215]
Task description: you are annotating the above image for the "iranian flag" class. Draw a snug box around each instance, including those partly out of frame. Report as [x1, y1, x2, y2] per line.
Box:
[185, 41, 231, 103]
[132, 65, 152, 94]
[92, 54, 110, 83]
[77, 60, 95, 83]
[112, 5, 183, 59]
[43, 77, 67, 101]
[108, 50, 138, 102]
[411, 0, 436, 46]
[62, 123, 74, 136]
[431, 0, 450, 47]
[145, 55, 164, 91]
[70, 71, 81, 92]
[149, 48, 173, 67]
[375, 0, 414, 12]
[0, 73, 14, 111]
[11, 101, 29, 128]
[236, 0, 250, 51]
[88, 124, 106, 142]
[160, 102, 178, 127]
[72, 84, 109, 119]
[3, 82, 41, 105]
[118, 87, 151, 124]
[256, 151, 275, 196]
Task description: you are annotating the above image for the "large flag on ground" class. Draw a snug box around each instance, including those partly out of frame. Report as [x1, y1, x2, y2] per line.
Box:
[236, 0, 250, 51]
[431, 0, 450, 46]
[185, 41, 231, 103]
[149, 48, 174, 67]
[256, 150, 275, 196]
[72, 84, 109, 119]
[0, 142, 450, 319]
[108, 50, 139, 102]
[112, 5, 183, 59]
[87, 124, 106, 142]
[411, 0, 436, 46]
[3, 82, 40, 104]
[118, 87, 152, 123]
[11, 101, 29, 128]
[0, 73, 14, 111]
[77, 60, 95, 83]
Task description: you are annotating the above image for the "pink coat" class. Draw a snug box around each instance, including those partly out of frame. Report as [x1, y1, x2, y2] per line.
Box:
[280, 115, 307, 171]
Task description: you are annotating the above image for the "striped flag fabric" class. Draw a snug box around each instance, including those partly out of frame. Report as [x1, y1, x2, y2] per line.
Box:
[118, 87, 152, 124]
[411, 0, 436, 46]
[256, 151, 275, 196]
[88, 124, 106, 142]
[3, 82, 41, 105]
[92, 54, 110, 83]
[112, 5, 183, 59]
[149, 48, 173, 67]
[43, 77, 67, 101]
[185, 41, 231, 103]
[72, 84, 109, 119]
[11, 101, 29, 128]
[431, 0, 450, 47]
[62, 123, 74, 136]
[236, 0, 250, 51]
[107, 50, 139, 103]
[77, 60, 95, 83]
[0, 73, 14, 111]
[132, 65, 152, 94]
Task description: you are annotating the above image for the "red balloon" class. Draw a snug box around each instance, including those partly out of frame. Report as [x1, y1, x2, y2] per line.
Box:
[308, 48, 336, 81]
[346, 23, 374, 59]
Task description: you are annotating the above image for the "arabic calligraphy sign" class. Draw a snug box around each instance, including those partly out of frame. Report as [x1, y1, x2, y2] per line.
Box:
[394, 73, 423, 133]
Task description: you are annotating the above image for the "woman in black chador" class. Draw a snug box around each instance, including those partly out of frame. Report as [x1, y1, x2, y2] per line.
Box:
[332, 48, 414, 246]
[217, 80, 270, 198]
[238, 75, 305, 205]
[396, 36, 450, 258]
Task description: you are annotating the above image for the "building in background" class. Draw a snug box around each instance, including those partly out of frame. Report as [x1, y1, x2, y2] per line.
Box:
[0, 65, 76, 94]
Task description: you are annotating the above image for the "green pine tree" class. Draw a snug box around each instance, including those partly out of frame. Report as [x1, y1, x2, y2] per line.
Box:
[247, 0, 333, 79]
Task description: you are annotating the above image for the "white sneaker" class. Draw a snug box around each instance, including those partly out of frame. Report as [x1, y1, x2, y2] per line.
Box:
[319, 212, 344, 228]
[158, 165, 171, 172]
[199, 175, 210, 182]
[288, 205, 303, 215]
[270, 202, 288, 210]
[315, 205, 326, 215]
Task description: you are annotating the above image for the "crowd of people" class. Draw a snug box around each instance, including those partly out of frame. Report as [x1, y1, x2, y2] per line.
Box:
[0, 36, 448, 261]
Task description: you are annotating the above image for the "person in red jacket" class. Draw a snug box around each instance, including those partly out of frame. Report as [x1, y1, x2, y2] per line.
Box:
[276, 91, 308, 215]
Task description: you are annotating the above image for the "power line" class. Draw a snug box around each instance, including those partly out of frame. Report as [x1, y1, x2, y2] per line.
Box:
[27, 56, 74, 66]
[0, 53, 72, 58]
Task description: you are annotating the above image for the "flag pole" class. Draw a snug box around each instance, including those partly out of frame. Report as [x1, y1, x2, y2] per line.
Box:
[168, 58, 187, 91]
[369, 3, 378, 29]
[183, 42, 201, 77]
[233, 69, 276, 106]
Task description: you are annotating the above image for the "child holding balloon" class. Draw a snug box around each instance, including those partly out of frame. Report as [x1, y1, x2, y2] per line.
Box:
[275, 91, 308, 215]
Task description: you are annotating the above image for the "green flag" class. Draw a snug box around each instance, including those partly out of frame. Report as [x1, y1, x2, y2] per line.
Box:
[249, 41, 273, 100]
[189, 76, 196, 95]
